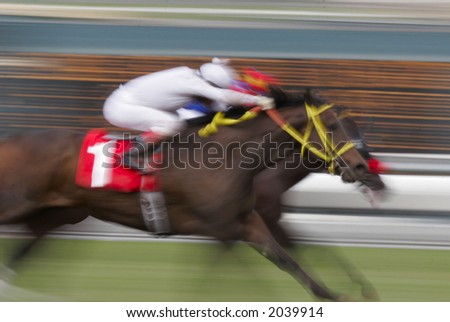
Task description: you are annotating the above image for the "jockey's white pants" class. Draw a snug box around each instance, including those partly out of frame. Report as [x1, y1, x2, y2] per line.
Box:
[103, 89, 185, 136]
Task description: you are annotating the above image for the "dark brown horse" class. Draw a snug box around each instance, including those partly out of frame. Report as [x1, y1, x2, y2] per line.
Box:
[0, 89, 370, 301]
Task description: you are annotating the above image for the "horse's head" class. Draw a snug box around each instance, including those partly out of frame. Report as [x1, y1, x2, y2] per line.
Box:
[337, 108, 372, 159]
[271, 88, 369, 183]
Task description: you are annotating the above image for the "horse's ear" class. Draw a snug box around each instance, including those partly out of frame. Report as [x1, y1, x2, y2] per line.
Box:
[304, 87, 312, 105]
[335, 105, 350, 119]
[269, 86, 306, 107]
[304, 87, 314, 105]
[304, 88, 326, 106]
[269, 85, 288, 106]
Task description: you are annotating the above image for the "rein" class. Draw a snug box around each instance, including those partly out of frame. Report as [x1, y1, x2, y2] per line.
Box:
[198, 104, 355, 174]
[198, 107, 262, 137]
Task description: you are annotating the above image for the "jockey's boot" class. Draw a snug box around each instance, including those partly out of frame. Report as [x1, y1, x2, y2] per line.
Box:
[122, 132, 161, 173]
[122, 142, 145, 171]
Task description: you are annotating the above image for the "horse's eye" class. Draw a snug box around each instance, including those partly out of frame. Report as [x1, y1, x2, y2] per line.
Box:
[327, 123, 338, 131]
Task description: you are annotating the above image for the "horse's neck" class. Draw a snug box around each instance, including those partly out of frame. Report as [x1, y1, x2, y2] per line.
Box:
[250, 116, 302, 174]
[180, 109, 301, 176]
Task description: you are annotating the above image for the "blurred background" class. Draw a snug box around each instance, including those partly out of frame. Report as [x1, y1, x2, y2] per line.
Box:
[1, 0, 450, 301]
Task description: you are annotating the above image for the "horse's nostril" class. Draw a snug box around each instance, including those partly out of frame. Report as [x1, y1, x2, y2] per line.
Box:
[356, 163, 367, 171]
[354, 163, 368, 176]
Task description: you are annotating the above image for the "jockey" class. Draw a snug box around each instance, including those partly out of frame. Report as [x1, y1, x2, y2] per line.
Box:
[178, 67, 279, 120]
[103, 58, 274, 169]
[103, 58, 275, 136]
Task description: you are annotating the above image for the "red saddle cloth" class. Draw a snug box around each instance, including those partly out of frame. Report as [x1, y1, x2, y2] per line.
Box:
[76, 129, 160, 193]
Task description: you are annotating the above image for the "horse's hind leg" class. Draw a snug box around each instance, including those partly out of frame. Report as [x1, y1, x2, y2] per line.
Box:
[1, 207, 88, 282]
[0, 236, 42, 283]
[242, 210, 340, 301]
[0, 199, 38, 225]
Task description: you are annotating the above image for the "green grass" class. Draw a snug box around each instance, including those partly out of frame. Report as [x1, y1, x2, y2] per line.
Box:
[0, 238, 449, 302]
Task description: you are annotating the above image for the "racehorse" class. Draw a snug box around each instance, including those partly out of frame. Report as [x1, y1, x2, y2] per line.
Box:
[0, 88, 370, 301]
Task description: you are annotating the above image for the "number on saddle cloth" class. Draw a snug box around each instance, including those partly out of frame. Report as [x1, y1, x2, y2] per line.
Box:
[76, 129, 161, 193]
[76, 129, 170, 235]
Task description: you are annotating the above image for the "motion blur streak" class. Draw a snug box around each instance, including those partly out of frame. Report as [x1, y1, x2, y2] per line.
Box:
[1, 53, 450, 154]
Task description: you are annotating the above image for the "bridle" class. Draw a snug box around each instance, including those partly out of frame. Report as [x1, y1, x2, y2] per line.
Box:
[265, 103, 355, 174]
[198, 103, 355, 174]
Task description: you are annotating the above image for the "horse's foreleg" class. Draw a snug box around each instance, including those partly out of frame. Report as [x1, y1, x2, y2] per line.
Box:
[254, 190, 293, 248]
[242, 210, 340, 301]
[327, 249, 379, 301]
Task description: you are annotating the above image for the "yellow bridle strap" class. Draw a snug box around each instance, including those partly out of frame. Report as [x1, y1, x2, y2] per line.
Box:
[198, 103, 356, 174]
[268, 103, 355, 174]
[306, 103, 336, 161]
[198, 109, 260, 137]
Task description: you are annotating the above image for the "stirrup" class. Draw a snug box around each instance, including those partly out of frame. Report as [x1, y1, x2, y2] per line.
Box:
[122, 153, 142, 171]
[122, 139, 147, 172]
[123, 152, 154, 174]
[123, 138, 160, 174]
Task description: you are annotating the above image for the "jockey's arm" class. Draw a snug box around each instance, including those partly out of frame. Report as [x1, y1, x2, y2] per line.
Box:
[189, 82, 274, 111]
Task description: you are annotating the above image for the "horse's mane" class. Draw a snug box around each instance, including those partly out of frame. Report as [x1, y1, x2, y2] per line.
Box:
[183, 87, 355, 129]
[185, 86, 307, 126]
[303, 88, 327, 106]
[303, 88, 352, 119]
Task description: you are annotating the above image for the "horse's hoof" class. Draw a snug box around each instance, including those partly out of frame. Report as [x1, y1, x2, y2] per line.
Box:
[0, 279, 11, 291]
[0, 265, 16, 283]
[336, 294, 355, 302]
[362, 289, 380, 302]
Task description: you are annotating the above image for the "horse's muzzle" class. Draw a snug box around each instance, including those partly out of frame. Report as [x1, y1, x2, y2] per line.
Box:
[339, 163, 368, 183]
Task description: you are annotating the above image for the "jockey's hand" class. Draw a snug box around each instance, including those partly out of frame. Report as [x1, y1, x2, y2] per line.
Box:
[257, 96, 275, 110]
